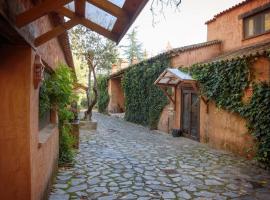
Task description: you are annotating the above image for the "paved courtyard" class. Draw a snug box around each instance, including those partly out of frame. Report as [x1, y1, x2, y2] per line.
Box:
[50, 113, 270, 200]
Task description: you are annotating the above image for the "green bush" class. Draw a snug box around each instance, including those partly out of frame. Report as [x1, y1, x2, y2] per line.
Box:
[39, 63, 76, 165]
[97, 75, 109, 113]
[80, 97, 88, 109]
[189, 56, 270, 167]
[122, 56, 169, 129]
[59, 123, 75, 165]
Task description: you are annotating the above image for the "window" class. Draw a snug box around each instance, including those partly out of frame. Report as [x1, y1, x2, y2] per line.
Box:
[244, 9, 270, 38]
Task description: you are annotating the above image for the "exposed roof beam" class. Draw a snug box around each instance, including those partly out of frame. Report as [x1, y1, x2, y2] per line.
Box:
[56, 7, 118, 41]
[75, 0, 86, 17]
[34, 18, 79, 47]
[16, 0, 73, 28]
[86, 0, 128, 19]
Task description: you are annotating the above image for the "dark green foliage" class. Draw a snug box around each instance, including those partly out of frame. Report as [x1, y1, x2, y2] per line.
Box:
[58, 123, 75, 165]
[243, 83, 270, 165]
[97, 75, 110, 113]
[189, 57, 270, 166]
[80, 97, 88, 109]
[190, 59, 250, 113]
[39, 81, 50, 119]
[39, 63, 76, 165]
[122, 56, 169, 129]
[122, 27, 143, 63]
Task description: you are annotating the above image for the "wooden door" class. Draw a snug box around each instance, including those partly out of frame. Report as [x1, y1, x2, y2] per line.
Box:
[181, 88, 200, 141]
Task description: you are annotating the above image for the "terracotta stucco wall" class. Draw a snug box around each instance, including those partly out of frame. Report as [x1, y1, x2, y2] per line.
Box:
[0, 1, 70, 199]
[0, 44, 60, 200]
[0, 45, 32, 200]
[207, 0, 270, 52]
[158, 44, 222, 133]
[199, 101, 255, 157]
[29, 49, 59, 200]
[170, 44, 221, 67]
[108, 78, 125, 113]
[172, 57, 270, 157]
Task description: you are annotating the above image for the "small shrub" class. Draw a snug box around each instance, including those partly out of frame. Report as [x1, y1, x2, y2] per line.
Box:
[80, 97, 88, 109]
[59, 124, 75, 165]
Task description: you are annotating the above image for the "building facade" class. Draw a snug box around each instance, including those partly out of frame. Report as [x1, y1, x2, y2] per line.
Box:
[167, 0, 270, 157]
[108, 0, 270, 158]
[0, 1, 74, 200]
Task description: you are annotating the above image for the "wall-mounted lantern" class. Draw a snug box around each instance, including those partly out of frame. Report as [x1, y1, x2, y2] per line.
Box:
[34, 55, 45, 89]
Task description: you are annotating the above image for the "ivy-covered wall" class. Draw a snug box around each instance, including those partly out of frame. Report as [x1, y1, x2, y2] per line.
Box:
[122, 56, 169, 129]
[188, 56, 270, 166]
[97, 75, 110, 113]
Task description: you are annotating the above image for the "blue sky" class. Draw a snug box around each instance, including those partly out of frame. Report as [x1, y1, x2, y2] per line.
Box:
[118, 0, 244, 56]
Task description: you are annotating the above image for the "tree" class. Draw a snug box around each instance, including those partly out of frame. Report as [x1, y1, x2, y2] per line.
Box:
[150, 0, 182, 25]
[123, 27, 143, 64]
[70, 25, 118, 120]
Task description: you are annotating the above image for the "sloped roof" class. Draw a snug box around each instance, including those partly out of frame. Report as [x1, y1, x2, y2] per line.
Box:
[154, 68, 194, 86]
[202, 40, 270, 63]
[206, 0, 253, 24]
[109, 40, 221, 79]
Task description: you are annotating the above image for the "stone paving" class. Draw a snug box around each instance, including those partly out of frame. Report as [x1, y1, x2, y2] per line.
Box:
[49, 113, 270, 200]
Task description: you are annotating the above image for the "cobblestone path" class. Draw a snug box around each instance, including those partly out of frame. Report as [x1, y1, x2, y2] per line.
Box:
[50, 113, 270, 200]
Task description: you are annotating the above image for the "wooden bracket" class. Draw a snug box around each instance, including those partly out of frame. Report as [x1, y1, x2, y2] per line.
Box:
[160, 87, 175, 105]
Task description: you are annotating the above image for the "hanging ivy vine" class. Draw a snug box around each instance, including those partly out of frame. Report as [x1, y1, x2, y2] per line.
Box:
[122, 56, 169, 129]
[187, 56, 270, 167]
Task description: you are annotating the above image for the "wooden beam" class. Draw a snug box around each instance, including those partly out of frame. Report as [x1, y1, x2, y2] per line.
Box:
[75, 0, 86, 17]
[160, 87, 175, 104]
[16, 0, 73, 28]
[56, 7, 118, 41]
[86, 0, 128, 19]
[34, 18, 79, 47]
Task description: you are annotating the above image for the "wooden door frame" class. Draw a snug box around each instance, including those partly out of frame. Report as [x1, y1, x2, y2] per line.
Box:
[180, 85, 200, 141]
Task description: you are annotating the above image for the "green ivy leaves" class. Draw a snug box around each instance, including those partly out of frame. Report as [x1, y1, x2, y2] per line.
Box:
[97, 75, 110, 113]
[122, 57, 169, 129]
[190, 57, 270, 167]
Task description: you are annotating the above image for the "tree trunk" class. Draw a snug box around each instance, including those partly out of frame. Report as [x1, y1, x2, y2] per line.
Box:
[84, 60, 98, 121]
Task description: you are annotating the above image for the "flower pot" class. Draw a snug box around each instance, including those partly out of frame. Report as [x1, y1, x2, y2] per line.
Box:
[171, 129, 182, 137]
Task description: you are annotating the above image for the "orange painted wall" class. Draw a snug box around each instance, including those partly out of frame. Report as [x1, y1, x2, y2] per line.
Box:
[199, 101, 255, 157]
[207, 0, 270, 52]
[0, 2, 71, 199]
[108, 78, 125, 113]
[172, 57, 270, 158]
[170, 44, 221, 67]
[29, 50, 59, 200]
[0, 45, 60, 200]
[158, 44, 222, 133]
[0, 45, 32, 200]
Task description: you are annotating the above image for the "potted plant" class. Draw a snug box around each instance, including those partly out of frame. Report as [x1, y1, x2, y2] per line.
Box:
[171, 129, 182, 137]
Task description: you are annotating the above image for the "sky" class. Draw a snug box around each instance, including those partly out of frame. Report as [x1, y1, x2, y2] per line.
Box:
[118, 0, 244, 56]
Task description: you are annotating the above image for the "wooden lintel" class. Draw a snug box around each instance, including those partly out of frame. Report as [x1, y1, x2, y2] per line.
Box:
[87, 0, 128, 19]
[16, 0, 73, 28]
[56, 7, 118, 41]
[191, 82, 198, 91]
[75, 0, 86, 17]
[34, 18, 79, 47]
